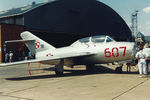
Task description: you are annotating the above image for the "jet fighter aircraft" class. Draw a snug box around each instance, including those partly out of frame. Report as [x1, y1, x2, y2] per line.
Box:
[0, 31, 136, 75]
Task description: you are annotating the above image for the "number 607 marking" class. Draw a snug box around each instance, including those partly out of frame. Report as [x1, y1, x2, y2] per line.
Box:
[104, 46, 126, 58]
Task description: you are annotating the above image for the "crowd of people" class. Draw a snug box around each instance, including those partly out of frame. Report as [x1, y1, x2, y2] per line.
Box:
[5, 51, 13, 63]
[135, 43, 149, 78]
[5, 51, 35, 63]
[127, 42, 150, 78]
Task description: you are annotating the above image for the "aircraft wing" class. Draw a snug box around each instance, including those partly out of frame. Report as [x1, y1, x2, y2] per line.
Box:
[0, 52, 93, 67]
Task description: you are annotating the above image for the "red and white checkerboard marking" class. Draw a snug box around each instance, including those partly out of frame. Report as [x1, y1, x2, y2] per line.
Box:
[35, 42, 40, 49]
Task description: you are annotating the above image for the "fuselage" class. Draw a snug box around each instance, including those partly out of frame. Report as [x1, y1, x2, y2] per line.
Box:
[36, 39, 135, 66]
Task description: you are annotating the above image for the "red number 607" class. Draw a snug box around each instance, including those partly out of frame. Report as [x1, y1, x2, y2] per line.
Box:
[104, 46, 126, 58]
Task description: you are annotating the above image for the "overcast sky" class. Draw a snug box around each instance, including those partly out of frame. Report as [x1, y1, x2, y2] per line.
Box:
[0, 0, 150, 36]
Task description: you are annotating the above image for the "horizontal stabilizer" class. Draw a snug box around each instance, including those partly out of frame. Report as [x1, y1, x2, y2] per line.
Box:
[5, 40, 35, 43]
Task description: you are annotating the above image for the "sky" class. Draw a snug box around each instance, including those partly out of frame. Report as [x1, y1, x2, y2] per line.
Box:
[0, 0, 150, 36]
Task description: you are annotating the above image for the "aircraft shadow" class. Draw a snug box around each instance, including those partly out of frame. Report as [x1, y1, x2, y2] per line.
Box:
[5, 65, 138, 81]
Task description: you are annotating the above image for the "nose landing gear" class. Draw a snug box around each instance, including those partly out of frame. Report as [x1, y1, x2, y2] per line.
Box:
[115, 64, 123, 73]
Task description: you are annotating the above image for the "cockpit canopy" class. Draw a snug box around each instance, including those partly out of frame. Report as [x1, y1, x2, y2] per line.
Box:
[79, 35, 115, 43]
[71, 35, 115, 46]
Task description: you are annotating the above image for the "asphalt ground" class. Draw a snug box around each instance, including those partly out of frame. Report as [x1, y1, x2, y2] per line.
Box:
[0, 63, 150, 100]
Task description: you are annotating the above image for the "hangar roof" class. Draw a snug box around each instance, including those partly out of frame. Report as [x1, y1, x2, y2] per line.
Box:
[0, 1, 54, 18]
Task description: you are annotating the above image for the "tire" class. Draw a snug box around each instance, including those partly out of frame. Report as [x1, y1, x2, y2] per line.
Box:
[115, 67, 122, 73]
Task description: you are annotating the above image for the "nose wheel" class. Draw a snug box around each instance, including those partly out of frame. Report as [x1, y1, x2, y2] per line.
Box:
[115, 65, 123, 73]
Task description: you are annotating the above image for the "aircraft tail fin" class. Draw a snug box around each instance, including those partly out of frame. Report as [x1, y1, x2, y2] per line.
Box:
[20, 31, 56, 54]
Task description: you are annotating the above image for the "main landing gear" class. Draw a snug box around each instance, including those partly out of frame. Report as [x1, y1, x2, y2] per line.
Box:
[55, 59, 64, 76]
[115, 64, 123, 73]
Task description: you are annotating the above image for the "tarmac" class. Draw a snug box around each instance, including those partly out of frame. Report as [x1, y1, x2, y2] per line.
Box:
[0, 63, 150, 100]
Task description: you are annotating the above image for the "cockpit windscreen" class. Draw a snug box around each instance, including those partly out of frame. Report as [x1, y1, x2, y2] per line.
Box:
[79, 37, 90, 43]
[77, 35, 115, 44]
[91, 36, 105, 43]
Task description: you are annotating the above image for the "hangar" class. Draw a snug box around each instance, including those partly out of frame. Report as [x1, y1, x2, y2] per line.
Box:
[0, 0, 132, 62]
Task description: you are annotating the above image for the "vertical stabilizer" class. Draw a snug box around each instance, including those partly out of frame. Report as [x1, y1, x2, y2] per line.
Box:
[20, 31, 56, 54]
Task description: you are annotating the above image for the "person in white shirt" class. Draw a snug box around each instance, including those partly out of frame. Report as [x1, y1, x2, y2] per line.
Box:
[143, 46, 150, 73]
[135, 44, 148, 78]
[9, 51, 13, 63]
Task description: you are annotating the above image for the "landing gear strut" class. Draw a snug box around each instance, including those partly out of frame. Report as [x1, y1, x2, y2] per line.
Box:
[55, 59, 64, 76]
[115, 64, 123, 73]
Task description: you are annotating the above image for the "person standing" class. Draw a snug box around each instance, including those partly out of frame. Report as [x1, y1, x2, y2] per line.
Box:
[126, 62, 131, 72]
[9, 51, 13, 63]
[143, 45, 150, 73]
[28, 51, 32, 60]
[135, 44, 148, 78]
[5, 52, 9, 63]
